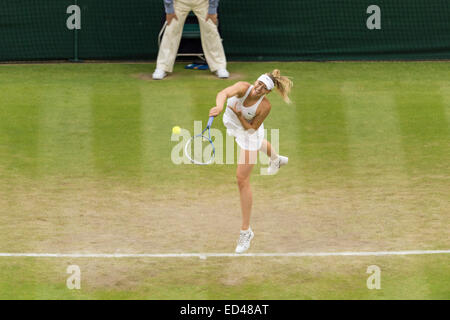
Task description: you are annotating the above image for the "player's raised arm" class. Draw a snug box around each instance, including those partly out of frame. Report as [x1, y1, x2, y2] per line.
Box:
[208, 81, 250, 117]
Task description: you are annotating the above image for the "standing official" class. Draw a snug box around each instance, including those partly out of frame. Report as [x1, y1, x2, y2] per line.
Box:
[153, 0, 229, 80]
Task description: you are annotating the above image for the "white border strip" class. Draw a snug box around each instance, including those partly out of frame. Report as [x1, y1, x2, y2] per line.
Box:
[0, 250, 449, 259]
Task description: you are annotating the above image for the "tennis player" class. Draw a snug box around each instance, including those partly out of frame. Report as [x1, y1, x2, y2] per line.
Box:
[208, 69, 293, 253]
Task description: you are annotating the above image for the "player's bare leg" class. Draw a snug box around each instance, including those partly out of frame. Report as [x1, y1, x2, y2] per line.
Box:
[237, 148, 256, 230]
[260, 139, 277, 159]
[235, 148, 256, 253]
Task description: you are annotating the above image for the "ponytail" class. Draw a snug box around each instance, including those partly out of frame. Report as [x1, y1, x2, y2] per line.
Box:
[268, 69, 293, 104]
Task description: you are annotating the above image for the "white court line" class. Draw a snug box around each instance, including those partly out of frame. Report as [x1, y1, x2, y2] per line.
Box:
[0, 250, 449, 259]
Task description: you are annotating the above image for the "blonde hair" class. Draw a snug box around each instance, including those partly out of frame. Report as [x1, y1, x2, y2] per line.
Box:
[267, 69, 293, 104]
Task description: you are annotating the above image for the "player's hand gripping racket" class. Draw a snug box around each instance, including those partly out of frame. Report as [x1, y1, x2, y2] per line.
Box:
[184, 116, 215, 165]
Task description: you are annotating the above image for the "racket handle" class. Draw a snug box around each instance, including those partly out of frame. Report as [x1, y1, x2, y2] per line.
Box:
[207, 116, 215, 128]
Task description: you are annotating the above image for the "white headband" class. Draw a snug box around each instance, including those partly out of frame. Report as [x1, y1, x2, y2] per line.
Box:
[257, 74, 274, 91]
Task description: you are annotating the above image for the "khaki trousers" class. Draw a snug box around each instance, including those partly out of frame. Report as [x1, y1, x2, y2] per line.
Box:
[156, 0, 227, 73]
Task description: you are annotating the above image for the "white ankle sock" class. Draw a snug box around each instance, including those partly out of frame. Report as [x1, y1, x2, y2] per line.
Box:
[270, 154, 279, 161]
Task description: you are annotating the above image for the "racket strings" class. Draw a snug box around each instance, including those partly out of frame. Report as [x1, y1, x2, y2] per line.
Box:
[185, 134, 215, 165]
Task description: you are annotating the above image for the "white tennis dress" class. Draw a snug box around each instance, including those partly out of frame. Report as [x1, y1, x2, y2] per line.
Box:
[223, 85, 265, 151]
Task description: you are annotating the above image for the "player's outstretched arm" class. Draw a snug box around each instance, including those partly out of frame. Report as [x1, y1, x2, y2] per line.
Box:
[209, 82, 250, 117]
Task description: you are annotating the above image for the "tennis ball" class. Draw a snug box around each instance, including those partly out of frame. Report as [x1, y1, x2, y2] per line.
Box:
[172, 126, 181, 135]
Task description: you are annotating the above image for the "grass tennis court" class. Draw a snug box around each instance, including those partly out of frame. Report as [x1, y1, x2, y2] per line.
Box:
[0, 62, 449, 299]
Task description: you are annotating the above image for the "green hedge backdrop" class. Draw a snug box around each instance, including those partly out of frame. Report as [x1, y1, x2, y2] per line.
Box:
[0, 0, 449, 61]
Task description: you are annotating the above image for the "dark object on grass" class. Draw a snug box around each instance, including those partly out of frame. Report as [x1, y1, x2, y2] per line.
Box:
[185, 63, 209, 70]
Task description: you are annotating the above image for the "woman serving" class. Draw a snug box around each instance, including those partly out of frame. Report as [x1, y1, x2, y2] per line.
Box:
[209, 69, 293, 253]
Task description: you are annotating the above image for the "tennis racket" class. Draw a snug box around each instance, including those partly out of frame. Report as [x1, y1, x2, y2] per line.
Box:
[184, 116, 215, 165]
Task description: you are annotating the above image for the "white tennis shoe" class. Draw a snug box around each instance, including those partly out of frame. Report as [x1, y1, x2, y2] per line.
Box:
[152, 68, 167, 80]
[216, 69, 229, 78]
[267, 155, 288, 175]
[235, 228, 254, 254]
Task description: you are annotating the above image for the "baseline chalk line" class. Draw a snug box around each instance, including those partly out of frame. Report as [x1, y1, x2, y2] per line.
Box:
[0, 250, 449, 259]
